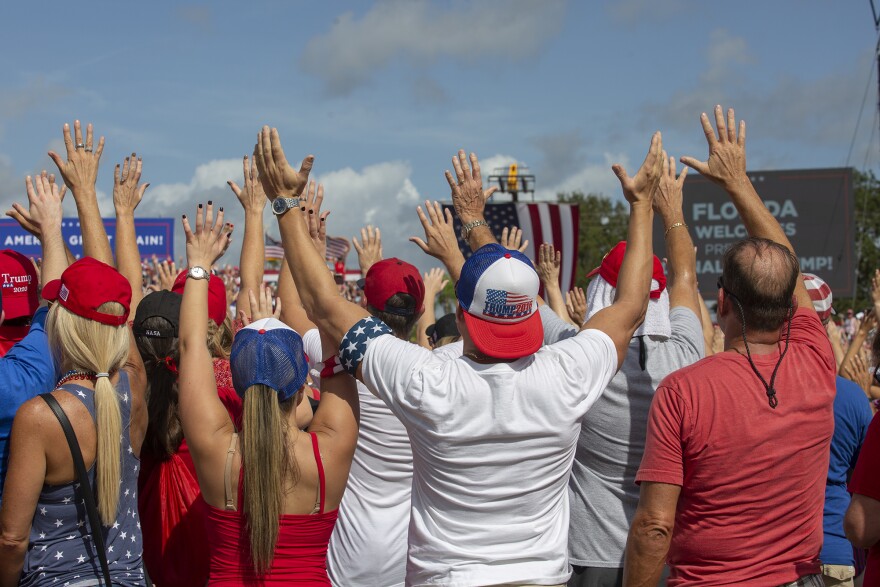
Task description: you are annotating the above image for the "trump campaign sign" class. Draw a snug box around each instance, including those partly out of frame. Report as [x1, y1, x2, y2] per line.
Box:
[0, 217, 174, 260]
[652, 168, 854, 296]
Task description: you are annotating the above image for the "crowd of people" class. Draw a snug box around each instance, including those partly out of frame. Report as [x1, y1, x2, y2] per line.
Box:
[0, 106, 877, 587]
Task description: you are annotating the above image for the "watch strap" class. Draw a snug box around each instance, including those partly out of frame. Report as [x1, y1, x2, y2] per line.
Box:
[461, 219, 489, 239]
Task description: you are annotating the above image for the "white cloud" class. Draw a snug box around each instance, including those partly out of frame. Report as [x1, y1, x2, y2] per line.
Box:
[536, 152, 629, 201]
[300, 0, 567, 95]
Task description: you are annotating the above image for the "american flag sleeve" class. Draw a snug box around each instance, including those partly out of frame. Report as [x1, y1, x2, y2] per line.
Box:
[339, 316, 393, 376]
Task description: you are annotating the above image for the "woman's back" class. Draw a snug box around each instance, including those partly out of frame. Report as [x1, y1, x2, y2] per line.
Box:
[204, 431, 338, 585]
[20, 376, 146, 587]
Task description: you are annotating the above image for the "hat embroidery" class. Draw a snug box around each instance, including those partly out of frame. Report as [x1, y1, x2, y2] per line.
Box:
[59, 284, 70, 302]
[484, 289, 532, 320]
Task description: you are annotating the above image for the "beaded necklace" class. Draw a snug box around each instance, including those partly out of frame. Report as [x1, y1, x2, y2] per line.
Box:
[56, 369, 98, 387]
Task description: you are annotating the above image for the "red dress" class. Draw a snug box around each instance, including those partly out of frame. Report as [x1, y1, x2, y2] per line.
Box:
[204, 432, 338, 586]
[137, 358, 243, 587]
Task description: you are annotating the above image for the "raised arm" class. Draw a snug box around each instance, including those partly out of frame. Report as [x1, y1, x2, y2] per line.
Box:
[416, 268, 449, 349]
[681, 105, 811, 312]
[113, 154, 149, 314]
[25, 175, 67, 287]
[353, 225, 383, 277]
[653, 154, 700, 317]
[447, 150, 498, 251]
[584, 132, 663, 368]
[6, 171, 76, 267]
[410, 200, 465, 281]
[254, 126, 368, 348]
[48, 120, 113, 265]
[229, 155, 266, 322]
[536, 243, 572, 325]
[177, 203, 235, 479]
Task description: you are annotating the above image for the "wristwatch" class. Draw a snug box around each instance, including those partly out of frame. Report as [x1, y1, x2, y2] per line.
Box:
[187, 266, 210, 281]
[272, 197, 301, 216]
[460, 219, 489, 240]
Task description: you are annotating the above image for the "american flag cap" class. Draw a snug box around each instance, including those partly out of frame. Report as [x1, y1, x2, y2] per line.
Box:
[802, 272, 833, 323]
[457, 243, 542, 359]
[230, 317, 309, 402]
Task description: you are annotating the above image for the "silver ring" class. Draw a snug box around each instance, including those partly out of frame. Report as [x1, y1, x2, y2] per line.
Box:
[75, 143, 85, 149]
[84, 148, 93, 153]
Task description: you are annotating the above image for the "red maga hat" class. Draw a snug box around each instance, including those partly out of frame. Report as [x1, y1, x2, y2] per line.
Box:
[0, 250, 39, 320]
[43, 257, 131, 326]
[172, 270, 228, 326]
[361, 258, 425, 316]
[586, 241, 666, 299]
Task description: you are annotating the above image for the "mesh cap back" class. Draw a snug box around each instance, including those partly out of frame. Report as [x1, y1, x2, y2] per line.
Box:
[230, 318, 309, 401]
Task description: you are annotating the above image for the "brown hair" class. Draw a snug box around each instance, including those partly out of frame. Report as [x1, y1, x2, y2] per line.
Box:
[367, 293, 421, 339]
[240, 385, 297, 574]
[134, 317, 182, 459]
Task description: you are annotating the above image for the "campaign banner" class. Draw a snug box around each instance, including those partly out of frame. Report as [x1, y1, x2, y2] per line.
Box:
[652, 168, 854, 296]
[0, 217, 174, 260]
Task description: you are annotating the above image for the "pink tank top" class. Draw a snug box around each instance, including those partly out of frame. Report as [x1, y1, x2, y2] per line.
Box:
[204, 432, 339, 585]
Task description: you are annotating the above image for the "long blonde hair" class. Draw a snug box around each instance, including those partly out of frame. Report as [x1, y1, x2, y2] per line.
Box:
[241, 385, 297, 574]
[47, 302, 129, 525]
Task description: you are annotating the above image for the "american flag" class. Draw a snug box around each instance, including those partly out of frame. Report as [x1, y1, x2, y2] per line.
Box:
[265, 233, 285, 260]
[326, 236, 351, 262]
[444, 202, 580, 295]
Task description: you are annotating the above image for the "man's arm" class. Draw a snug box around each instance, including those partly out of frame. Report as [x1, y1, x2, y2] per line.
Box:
[623, 481, 680, 587]
[845, 494, 880, 548]
[446, 150, 499, 252]
[48, 120, 113, 265]
[681, 106, 811, 312]
[583, 132, 664, 368]
[410, 200, 465, 281]
[253, 127, 368, 350]
[653, 154, 700, 318]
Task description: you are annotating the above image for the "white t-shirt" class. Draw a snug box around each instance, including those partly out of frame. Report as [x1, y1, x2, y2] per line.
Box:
[361, 329, 617, 586]
[325, 334, 463, 587]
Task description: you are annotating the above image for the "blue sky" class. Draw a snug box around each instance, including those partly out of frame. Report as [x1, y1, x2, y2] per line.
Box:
[0, 0, 876, 270]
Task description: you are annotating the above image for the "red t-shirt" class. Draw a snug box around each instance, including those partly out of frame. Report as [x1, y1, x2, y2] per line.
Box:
[637, 308, 836, 586]
[849, 413, 880, 584]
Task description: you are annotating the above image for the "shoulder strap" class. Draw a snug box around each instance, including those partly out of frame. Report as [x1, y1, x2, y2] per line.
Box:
[309, 432, 326, 514]
[224, 433, 239, 511]
[40, 393, 113, 587]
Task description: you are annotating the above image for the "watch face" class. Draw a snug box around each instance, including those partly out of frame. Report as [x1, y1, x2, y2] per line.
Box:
[272, 198, 288, 215]
[189, 267, 207, 279]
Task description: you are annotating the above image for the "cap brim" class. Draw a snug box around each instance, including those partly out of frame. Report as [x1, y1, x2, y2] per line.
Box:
[585, 266, 600, 279]
[42, 279, 61, 301]
[462, 309, 543, 360]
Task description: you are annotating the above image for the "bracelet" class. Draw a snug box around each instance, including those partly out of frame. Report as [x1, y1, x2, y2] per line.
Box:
[664, 222, 688, 238]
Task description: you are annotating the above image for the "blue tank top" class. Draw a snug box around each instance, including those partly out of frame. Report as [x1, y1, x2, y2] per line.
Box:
[19, 372, 146, 586]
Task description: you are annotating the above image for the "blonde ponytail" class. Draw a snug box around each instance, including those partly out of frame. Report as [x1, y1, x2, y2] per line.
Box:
[47, 302, 129, 526]
[241, 385, 296, 574]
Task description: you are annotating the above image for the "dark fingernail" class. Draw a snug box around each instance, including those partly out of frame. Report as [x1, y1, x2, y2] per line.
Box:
[219, 207, 224, 212]
[301, 207, 306, 211]
[321, 218, 326, 222]
[309, 210, 314, 214]
[198, 204, 203, 208]
[208, 200, 213, 205]
[182, 214, 187, 219]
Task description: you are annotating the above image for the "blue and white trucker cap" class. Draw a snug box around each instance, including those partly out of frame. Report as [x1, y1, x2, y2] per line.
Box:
[456, 243, 543, 359]
[230, 317, 309, 402]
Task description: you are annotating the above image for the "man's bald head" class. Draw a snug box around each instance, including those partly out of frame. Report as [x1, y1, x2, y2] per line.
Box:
[721, 237, 800, 332]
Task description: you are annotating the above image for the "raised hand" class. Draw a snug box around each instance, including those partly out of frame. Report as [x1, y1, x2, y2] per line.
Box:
[353, 224, 383, 275]
[253, 126, 314, 200]
[25, 173, 64, 233]
[6, 171, 67, 240]
[423, 267, 449, 300]
[446, 150, 497, 224]
[535, 243, 562, 287]
[410, 200, 464, 276]
[154, 256, 178, 291]
[653, 152, 688, 223]
[566, 287, 587, 326]
[228, 154, 266, 214]
[182, 202, 234, 269]
[242, 286, 282, 325]
[113, 153, 149, 215]
[47, 120, 105, 198]
[304, 180, 331, 258]
[842, 349, 874, 395]
[612, 131, 663, 206]
[680, 105, 747, 189]
[500, 226, 529, 253]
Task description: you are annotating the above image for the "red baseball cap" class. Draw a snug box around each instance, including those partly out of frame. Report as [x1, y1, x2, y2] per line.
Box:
[42, 257, 131, 326]
[172, 270, 228, 325]
[586, 241, 666, 299]
[361, 258, 425, 316]
[0, 250, 39, 320]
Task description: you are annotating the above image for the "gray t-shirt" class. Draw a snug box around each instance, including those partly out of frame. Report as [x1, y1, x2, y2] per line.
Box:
[539, 304, 704, 567]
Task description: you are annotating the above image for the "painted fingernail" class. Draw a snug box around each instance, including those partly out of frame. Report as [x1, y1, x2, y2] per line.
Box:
[309, 210, 314, 214]
[208, 200, 213, 205]
[219, 207, 224, 212]
[198, 203, 203, 208]
[301, 207, 306, 211]
[182, 214, 187, 219]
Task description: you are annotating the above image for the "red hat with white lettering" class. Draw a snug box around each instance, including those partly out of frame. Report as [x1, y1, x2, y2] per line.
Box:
[42, 257, 131, 326]
[0, 250, 39, 320]
[586, 241, 666, 299]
